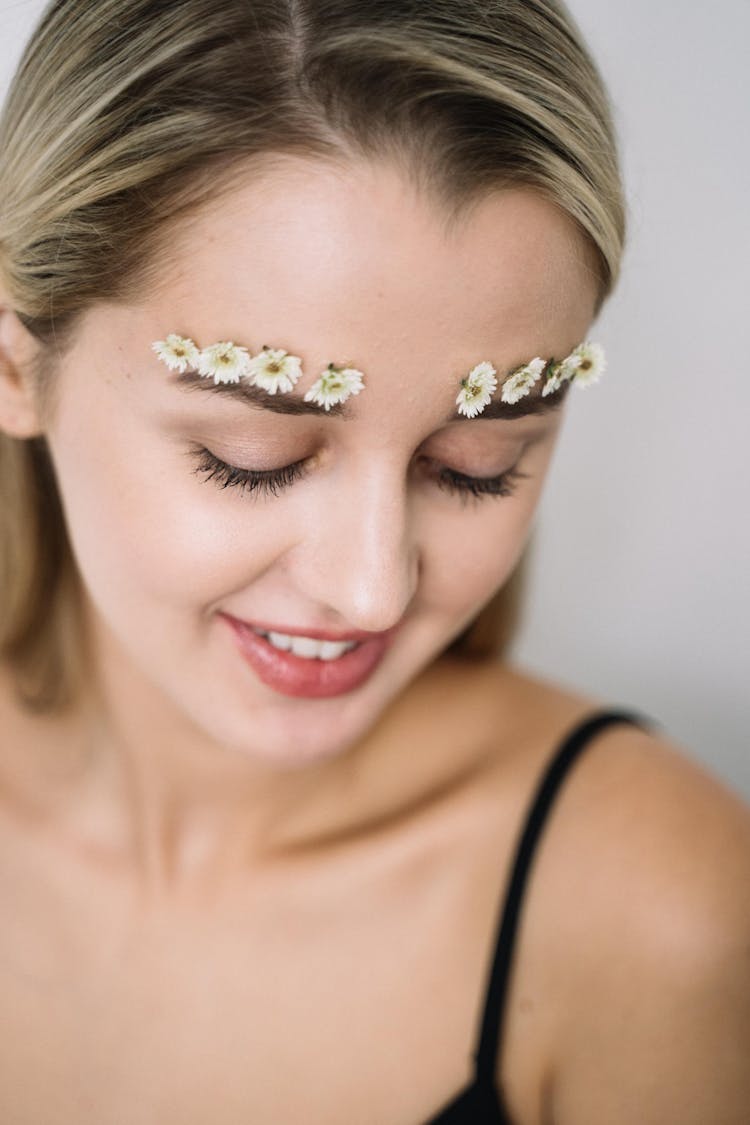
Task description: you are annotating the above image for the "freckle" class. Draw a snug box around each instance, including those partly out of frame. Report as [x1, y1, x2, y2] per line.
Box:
[519, 997, 534, 1014]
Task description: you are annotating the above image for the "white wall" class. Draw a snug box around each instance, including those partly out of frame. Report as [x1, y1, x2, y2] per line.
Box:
[1, 1, 44, 72]
[511, 0, 750, 799]
[2, 1, 748, 798]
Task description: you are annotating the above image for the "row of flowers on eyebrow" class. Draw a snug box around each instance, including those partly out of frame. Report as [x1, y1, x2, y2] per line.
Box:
[152, 334, 606, 416]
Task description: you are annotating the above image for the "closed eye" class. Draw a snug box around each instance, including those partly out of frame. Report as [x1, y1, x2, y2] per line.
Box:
[433, 464, 527, 500]
[190, 447, 309, 497]
[189, 446, 529, 502]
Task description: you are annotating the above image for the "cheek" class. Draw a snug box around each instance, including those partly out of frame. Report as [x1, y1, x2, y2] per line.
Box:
[45, 405, 287, 614]
[428, 505, 531, 620]
[423, 444, 553, 622]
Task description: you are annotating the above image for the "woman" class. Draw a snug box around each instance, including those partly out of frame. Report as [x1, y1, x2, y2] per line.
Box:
[0, 1, 748, 1121]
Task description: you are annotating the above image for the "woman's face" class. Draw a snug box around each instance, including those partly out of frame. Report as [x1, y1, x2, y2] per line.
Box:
[40, 157, 599, 767]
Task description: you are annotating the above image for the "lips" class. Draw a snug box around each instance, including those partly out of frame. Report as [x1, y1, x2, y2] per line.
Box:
[231, 619, 382, 643]
[220, 614, 397, 698]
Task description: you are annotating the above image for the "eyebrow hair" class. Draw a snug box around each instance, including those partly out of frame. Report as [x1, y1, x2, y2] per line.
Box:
[173, 368, 570, 421]
[174, 370, 352, 417]
[462, 379, 571, 420]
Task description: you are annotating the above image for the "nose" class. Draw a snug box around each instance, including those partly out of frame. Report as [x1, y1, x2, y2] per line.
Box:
[300, 466, 420, 634]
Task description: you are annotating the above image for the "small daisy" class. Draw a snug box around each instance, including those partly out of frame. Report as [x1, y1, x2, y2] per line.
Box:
[541, 361, 562, 398]
[569, 341, 606, 388]
[303, 363, 365, 411]
[541, 354, 581, 397]
[247, 346, 303, 395]
[197, 341, 251, 385]
[500, 356, 546, 405]
[456, 361, 498, 418]
[151, 334, 200, 373]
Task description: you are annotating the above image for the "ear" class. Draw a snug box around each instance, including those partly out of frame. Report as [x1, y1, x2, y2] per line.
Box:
[0, 292, 44, 438]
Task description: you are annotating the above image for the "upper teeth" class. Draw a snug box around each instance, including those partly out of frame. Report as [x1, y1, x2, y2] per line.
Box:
[253, 629, 358, 661]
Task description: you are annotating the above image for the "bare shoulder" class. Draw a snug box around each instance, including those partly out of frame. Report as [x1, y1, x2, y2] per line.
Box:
[479, 660, 750, 962]
[545, 708, 750, 956]
[460, 661, 750, 1123]
[505, 679, 750, 1123]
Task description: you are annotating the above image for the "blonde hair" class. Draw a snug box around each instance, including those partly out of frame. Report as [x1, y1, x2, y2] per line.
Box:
[0, 0, 625, 710]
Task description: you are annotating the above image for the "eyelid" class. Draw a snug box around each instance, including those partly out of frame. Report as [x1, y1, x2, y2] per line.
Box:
[190, 446, 309, 497]
[189, 445, 530, 503]
[431, 462, 529, 500]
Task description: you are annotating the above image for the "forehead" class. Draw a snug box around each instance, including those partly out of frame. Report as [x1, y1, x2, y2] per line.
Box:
[144, 156, 599, 357]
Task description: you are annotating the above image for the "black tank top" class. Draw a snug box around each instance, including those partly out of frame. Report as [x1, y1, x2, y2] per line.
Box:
[422, 709, 651, 1124]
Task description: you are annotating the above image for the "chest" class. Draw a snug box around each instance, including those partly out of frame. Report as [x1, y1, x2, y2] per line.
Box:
[0, 809, 556, 1125]
[0, 918, 442, 1123]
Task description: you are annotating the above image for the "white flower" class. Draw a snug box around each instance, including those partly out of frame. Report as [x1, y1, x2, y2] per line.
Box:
[500, 356, 546, 405]
[456, 361, 498, 418]
[541, 367, 562, 397]
[560, 353, 584, 379]
[197, 341, 251, 384]
[541, 354, 581, 397]
[247, 346, 303, 395]
[569, 341, 606, 388]
[151, 334, 200, 373]
[303, 363, 365, 411]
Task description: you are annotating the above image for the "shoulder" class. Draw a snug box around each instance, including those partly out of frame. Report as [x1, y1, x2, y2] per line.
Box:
[459, 661, 750, 1123]
[547, 715, 750, 949]
[534, 708, 750, 1123]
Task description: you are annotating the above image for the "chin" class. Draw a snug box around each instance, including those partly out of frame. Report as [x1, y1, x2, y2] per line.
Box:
[166, 612, 416, 769]
[182, 689, 383, 771]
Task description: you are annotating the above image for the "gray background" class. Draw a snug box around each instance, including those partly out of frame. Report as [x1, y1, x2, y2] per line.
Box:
[2, 0, 748, 798]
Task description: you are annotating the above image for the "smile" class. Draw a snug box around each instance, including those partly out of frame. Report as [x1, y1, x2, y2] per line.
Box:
[220, 614, 398, 699]
[250, 628, 359, 661]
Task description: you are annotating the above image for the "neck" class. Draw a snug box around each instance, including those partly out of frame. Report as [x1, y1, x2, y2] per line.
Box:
[20, 615, 388, 901]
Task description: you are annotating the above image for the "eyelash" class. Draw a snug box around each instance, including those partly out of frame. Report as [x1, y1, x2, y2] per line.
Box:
[189, 447, 528, 502]
[191, 448, 308, 498]
[435, 464, 527, 500]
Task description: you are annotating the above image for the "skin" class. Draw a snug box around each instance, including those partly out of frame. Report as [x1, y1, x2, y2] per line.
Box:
[2, 157, 600, 861]
[0, 157, 749, 1124]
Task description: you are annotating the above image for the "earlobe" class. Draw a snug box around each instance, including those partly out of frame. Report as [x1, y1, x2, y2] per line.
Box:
[0, 301, 44, 439]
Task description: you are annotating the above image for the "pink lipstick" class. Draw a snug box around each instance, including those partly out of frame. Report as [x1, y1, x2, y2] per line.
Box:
[220, 614, 397, 698]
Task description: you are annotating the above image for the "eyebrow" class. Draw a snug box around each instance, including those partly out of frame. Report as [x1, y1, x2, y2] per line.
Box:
[172, 368, 570, 421]
[174, 370, 352, 417]
[459, 379, 572, 420]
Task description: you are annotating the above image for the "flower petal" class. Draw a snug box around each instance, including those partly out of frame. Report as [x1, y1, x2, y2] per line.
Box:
[151, 334, 200, 373]
[197, 341, 251, 384]
[247, 347, 303, 394]
[500, 356, 545, 404]
[571, 341, 606, 388]
[303, 364, 365, 411]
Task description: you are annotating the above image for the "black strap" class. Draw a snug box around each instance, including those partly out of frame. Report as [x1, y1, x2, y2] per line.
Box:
[473, 709, 654, 1082]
